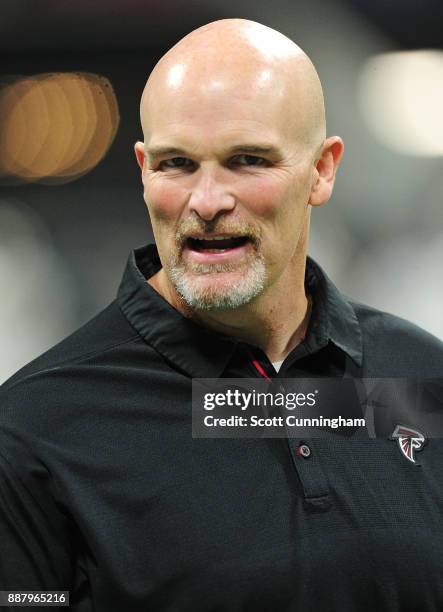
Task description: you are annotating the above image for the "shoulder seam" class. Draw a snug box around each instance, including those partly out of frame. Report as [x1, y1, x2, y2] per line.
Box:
[2, 334, 141, 393]
[348, 299, 392, 318]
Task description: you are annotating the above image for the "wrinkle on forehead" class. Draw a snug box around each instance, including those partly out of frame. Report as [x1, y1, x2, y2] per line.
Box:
[140, 19, 326, 154]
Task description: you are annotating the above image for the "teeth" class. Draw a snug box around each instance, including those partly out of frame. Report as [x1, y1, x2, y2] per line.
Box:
[191, 235, 237, 241]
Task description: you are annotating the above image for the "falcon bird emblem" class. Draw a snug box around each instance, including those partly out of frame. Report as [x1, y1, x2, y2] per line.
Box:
[390, 425, 426, 464]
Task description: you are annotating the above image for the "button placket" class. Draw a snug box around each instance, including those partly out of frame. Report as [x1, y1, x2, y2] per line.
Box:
[268, 378, 332, 510]
[287, 437, 332, 511]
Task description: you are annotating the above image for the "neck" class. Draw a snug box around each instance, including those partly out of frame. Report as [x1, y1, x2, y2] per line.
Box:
[148, 250, 311, 365]
[193, 260, 309, 363]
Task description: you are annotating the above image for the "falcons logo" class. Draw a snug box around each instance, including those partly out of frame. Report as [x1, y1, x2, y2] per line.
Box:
[390, 425, 427, 464]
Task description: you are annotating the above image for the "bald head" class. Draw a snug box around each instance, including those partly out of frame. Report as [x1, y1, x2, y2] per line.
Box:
[134, 19, 344, 319]
[140, 19, 326, 155]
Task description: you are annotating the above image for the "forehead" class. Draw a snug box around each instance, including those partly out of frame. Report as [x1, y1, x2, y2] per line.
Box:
[142, 63, 302, 151]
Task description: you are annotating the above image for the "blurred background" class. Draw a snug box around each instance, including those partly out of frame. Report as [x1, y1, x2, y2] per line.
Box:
[1, 0, 442, 383]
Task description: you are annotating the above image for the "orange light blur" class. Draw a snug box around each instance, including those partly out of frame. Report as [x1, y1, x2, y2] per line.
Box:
[0, 72, 120, 185]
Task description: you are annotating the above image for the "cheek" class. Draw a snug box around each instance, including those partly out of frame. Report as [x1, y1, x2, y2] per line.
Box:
[242, 174, 309, 262]
[144, 176, 185, 223]
[240, 178, 286, 217]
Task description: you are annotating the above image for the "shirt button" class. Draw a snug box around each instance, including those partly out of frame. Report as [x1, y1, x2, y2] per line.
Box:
[297, 443, 311, 458]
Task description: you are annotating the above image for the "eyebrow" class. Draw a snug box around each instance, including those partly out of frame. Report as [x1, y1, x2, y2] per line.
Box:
[145, 143, 282, 162]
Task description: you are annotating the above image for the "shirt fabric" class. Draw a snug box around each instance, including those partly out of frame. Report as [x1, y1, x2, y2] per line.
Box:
[1, 242, 443, 612]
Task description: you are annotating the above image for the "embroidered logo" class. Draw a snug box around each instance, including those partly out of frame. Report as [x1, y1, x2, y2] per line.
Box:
[390, 424, 426, 464]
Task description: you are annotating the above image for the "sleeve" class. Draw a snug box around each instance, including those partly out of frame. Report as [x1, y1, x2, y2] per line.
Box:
[0, 448, 74, 597]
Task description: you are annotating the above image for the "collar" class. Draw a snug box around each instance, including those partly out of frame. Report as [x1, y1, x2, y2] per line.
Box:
[117, 243, 362, 378]
[304, 256, 363, 367]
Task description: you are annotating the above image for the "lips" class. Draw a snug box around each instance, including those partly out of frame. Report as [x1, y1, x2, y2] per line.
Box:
[182, 234, 253, 264]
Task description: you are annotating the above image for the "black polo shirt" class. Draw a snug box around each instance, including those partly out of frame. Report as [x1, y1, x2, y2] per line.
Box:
[1, 243, 443, 612]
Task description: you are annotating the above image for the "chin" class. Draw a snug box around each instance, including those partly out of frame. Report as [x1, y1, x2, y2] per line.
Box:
[169, 264, 267, 311]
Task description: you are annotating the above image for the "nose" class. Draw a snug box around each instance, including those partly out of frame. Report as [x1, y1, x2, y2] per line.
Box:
[187, 164, 236, 221]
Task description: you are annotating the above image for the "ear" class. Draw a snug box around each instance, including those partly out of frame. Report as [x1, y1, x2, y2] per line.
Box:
[309, 136, 344, 207]
[134, 141, 145, 172]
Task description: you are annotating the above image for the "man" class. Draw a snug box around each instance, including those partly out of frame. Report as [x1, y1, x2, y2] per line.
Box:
[1, 18, 443, 612]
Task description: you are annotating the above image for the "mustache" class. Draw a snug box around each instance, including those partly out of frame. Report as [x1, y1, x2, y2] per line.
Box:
[175, 219, 262, 246]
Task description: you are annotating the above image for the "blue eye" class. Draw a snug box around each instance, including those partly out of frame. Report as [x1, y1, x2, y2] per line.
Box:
[157, 154, 267, 171]
[233, 155, 267, 166]
[161, 157, 193, 169]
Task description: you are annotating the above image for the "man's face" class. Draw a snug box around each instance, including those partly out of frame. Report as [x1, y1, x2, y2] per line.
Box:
[137, 63, 318, 311]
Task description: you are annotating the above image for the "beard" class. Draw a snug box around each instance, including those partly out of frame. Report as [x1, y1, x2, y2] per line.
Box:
[164, 219, 267, 311]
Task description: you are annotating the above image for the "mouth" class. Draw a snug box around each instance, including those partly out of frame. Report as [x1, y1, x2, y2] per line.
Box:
[186, 235, 251, 253]
[182, 234, 254, 265]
